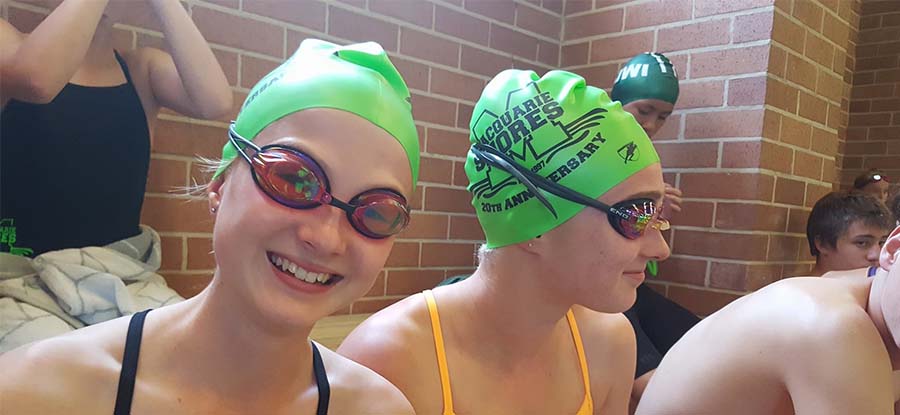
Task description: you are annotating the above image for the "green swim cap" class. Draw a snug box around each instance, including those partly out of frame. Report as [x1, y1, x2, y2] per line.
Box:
[215, 39, 419, 184]
[465, 69, 660, 248]
[611, 52, 679, 106]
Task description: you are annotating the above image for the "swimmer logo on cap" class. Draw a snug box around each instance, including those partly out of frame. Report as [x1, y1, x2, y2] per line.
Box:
[465, 70, 660, 248]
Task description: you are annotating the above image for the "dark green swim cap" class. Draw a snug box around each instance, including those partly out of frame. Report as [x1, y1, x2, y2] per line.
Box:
[611, 53, 679, 106]
[465, 69, 660, 248]
[215, 39, 419, 184]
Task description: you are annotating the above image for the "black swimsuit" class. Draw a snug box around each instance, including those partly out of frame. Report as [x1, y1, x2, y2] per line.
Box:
[113, 310, 330, 415]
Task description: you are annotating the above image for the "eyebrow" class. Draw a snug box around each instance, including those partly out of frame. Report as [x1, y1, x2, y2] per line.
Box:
[626, 191, 665, 201]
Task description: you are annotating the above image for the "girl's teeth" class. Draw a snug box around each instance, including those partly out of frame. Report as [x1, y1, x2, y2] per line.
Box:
[271, 254, 332, 285]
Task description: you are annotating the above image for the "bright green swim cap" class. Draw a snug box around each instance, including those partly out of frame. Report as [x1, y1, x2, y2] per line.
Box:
[465, 69, 660, 248]
[215, 39, 419, 184]
[611, 52, 679, 106]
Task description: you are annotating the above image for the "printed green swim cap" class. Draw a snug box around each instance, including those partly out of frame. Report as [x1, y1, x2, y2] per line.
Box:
[465, 69, 659, 248]
[215, 39, 419, 184]
[611, 52, 679, 106]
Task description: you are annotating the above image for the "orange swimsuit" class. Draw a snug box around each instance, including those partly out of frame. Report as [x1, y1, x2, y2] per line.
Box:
[423, 290, 594, 415]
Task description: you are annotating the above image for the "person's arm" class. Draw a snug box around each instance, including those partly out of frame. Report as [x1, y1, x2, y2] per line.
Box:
[596, 315, 637, 415]
[660, 183, 682, 220]
[142, 0, 232, 119]
[0, 0, 109, 104]
[785, 311, 894, 414]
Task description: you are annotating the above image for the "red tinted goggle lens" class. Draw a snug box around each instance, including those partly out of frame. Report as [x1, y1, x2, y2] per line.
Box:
[248, 147, 410, 239]
[608, 198, 660, 240]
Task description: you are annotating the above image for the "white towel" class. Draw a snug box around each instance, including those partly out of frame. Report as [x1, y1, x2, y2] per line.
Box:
[0, 225, 184, 353]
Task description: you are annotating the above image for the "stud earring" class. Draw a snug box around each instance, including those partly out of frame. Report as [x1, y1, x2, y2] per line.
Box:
[210, 206, 217, 213]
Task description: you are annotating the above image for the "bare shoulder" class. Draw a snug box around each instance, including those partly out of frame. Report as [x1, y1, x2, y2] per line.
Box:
[0, 317, 131, 414]
[571, 305, 636, 353]
[319, 345, 414, 415]
[338, 292, 431, 370]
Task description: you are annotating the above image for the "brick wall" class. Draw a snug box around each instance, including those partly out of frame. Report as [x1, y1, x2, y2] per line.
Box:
[560, 0, 859, 316]
[2, 0, 564, 314]
[844, 0, 900, 185]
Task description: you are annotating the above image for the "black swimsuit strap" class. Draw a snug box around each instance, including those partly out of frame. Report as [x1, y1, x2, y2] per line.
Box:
[311, 342, 330, 415]
[113, 309, 151, 415]
[113, 50, 134, 85]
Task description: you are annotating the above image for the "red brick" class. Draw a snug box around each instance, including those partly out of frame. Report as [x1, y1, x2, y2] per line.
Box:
[430, 68, 484, 103]
[772, 11, 806, 54]
[153, 120, 227, 158]
[452, 161, 469, 187]
[816, 72, 844, 104]
[845, 141, 887, 155]
[856, 44, 879, 59]
[654, 114, 681, 140]
[385, 242, 419, 267]
[734, 10, 775, 44]
[461, 46, 514, 77]
[464, 0, 515, 24]
[848, 112, 892, 126]
[685, 109, 765, 139]
[517, 4, 561, 38]
[240, 56, 280, 90]
[147, 158, 187, 194]
[433, 5, 490, 46]
[186, 237, 215, 270]
[457, 103, 475, 129]
[762, 110, 781, 141]
[490, 23, 539, 60]
[710, 262, 781, 292]
[401, 212, 449, 239]
[875, 69, 900, 83]
[822, 12, 851, 46]
[328, 6, 399, 51]
[671, 201, 714, 227]
[678, 80, 724, 109]
[728, 76, 767, 106]
[192, 6, 283, 58]
[869, 126, 900, 139]
[860, 15, 882, 30]
[411, 93, 457, 127]
[691, 45, 769, 78]
[421, 242, 477, 267]
[779, 115, 812, 148]
[419, 156, 455, 185]
[856, 56, 899, 72]
[768, 78, 799, 114]
[863, 1, 900, 15]
[884, 13, 900, 27]
[767, 234, 803, 261]
[390, 55, 429, 92]
[589, 31, 654, 63]
[159, 236, 184, 271]
[680, 172, 775, 201]
[564, 0, 593, 15]
[859, 27, 900, 44]
[676, 229, 770, 261]
[787, 207, 810, 233]
[654, 142, 719, 168]
[449, 216, 485, 240]
[162, 273, 212, 298]
[792, 0, 823, 30]
[426, 128, 470, 158]
[722, 140, 792, 173]
[659, 19, 730, 53]
[141, 196, 214, 233]
[370, 0, 434, 29]
[424, 187, 475, 214]
[798, 91, 829, 125]
[401, 27, 460, 68]
[805, 34, 836, 70]
[667, 285, 742, 316]
[537, 41, 559, 66]
[561, 42, 590, 67]
[577, 64, 619, 89]
[243, 0, 326, 31]
[810, 127, 839, 157]
[715, 203, 787, 232]
[351, 297, 403, 314]
[694, 0, 773, 18]
[851, 84, 896, 99]
[542, 0, 564, 14]
[774, 176, 807, 206]
[386, 269, 445, 295]
[786, 54, 818, 92]
[769, 45, 788, 78]
[655, 257, 707, 286]
[804, 183, 833, 208]
[624, 0, 691, 30]
[363, 272, 385, 297]
[565, 9, 624, 41]
[511, 58, 552, 74]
